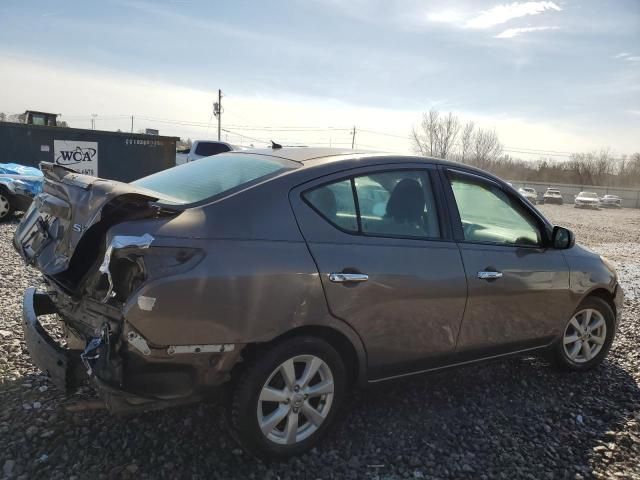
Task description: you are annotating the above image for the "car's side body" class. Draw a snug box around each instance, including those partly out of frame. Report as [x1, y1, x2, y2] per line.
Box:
[600, 195, 622, 208]
[16, 149, 623, 413]
[0, 163, 43, 221]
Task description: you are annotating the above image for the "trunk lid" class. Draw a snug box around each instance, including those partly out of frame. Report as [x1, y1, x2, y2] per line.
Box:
[14, 163, 176, 286]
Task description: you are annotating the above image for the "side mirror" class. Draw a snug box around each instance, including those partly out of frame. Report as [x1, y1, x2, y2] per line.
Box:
[552, 226, 575, 249]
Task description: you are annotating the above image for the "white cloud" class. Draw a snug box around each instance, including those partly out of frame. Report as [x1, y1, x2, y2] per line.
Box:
[466, 1, 561, 29]
[614, 52, 630, 58]
[495, 26, 559, 38]
[426, 9, 464, 24]
[626, 56, 640, 62]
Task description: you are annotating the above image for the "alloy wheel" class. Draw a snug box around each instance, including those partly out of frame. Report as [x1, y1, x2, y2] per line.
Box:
[563, 308, 607, 363]
[0, 194, 10, 219]
[257, 354, 334, 445]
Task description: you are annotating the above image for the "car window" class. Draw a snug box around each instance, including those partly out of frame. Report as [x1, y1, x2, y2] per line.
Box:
[133, 153, 297, 204]
[303, 179, 358, 232]
[194, 142, 232, 156]
[355, 171, 440, 239]
[450, 176, 541, 247]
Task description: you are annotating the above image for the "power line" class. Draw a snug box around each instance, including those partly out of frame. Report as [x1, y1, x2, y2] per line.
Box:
[36, 112, 631, 160]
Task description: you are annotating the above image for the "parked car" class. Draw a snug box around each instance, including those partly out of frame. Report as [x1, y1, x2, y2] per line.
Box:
[176, 140, 235, 165]
[15, 149, 623, 458]
[600, 194, 623, 208]
[574, 191, 600, 209]
[518, 187, 538, 204]
[0, 163, 43, 222]
[542, 188, 564, 205]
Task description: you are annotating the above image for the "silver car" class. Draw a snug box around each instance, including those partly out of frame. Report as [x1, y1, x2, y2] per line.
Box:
[574, 191, 600, 209]
[600, 195, 622, 208]
[518, 187, 538, 204]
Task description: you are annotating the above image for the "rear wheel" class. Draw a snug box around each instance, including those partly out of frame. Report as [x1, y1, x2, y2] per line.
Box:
[0, 189, 13, 222]
[227, 336, 347, 459]
[551, 297, 615, 371]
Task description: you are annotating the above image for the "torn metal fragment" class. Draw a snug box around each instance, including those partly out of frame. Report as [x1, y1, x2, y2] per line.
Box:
[98, 233, 154, 302]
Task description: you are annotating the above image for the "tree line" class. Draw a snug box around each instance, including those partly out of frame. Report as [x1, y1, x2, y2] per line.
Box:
[411, 109, 640, 188]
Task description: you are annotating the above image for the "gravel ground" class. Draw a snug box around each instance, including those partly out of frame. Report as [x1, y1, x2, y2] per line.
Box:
[1, 205, 639, 480]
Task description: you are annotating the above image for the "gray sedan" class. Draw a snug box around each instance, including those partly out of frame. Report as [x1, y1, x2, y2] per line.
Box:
[14, 148, 623, 458]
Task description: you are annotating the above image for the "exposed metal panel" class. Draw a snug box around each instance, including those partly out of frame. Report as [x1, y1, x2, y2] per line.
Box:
[0, 123, 178, 182]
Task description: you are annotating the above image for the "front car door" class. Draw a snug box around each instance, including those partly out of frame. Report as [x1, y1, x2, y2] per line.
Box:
[442, 167, 573, 357]
[290, 163, 468, 380]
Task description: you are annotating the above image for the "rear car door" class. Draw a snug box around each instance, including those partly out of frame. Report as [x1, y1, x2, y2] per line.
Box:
[290, 164, 468, 380]
[442, 168, 572, 355]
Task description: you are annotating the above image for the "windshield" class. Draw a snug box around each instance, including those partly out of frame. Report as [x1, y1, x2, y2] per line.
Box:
[523, 188, 535, 193]
[547, 190, 560, 194]
[579, 192, 598, 198]
[132, 153, 297, 204]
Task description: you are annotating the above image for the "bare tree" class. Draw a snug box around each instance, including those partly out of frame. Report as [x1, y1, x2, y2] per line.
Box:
[470, 128, 502, 169]
[412, 109, 439, 157]
[459, 121, 475, 164]
[411, 109, 460, 159]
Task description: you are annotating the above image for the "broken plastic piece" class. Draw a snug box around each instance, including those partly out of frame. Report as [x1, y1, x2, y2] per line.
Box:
[98, 233, 154, 302]
[127, 331, 151, 356]
[137, 295, 156, 311]
[167, 344, 235, 355]
[80, 324, 110, 376]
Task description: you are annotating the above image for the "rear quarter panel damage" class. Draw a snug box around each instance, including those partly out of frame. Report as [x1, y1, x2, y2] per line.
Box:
[105, 180, 368, 381]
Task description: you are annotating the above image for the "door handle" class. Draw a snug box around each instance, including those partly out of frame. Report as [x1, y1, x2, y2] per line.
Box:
[329, 273, 369, 283]
[477, 271, 503, 280]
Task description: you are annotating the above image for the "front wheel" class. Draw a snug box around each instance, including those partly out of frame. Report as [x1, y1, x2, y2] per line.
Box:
[0, 189, 14, 222]
[551, 297, 615, 371]
[227, 336, 347, 459]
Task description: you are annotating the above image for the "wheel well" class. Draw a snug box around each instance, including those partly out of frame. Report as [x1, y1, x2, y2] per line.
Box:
[240, 326, 361, 387]
[585, 288, 617, 318]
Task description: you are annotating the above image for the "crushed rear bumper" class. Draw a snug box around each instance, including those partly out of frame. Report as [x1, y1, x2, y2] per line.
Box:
[22, 287, 87, 391]
[22, 287, 239, 413]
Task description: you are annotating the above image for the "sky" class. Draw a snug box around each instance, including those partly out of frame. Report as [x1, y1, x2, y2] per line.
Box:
[0, 0, 638, 160]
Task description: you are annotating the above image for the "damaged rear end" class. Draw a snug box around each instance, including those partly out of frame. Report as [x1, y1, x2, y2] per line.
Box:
[15, 163, 237, 412]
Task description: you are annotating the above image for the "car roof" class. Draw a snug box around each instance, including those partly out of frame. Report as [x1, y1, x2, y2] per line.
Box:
[224, 147, 492, 170]
[221, 147, 524, 188]
[227, 147, 388, 164]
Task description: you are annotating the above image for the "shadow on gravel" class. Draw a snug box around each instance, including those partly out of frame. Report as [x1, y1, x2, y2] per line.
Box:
[1, 354, 638, 479]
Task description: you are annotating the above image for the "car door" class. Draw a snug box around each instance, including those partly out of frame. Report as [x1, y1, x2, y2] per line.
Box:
[442, 167, 573, 356]
[290, 164, 468, 380]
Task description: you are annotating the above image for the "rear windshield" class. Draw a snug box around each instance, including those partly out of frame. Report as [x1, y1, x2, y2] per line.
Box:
[132, 153, 297, 204]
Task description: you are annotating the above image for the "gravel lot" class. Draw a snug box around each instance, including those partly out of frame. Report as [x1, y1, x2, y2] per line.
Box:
[1, 205, 639, 480]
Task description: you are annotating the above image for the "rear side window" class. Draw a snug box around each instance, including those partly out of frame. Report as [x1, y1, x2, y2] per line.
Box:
[194, 142, 232, 156]
[355, 171, 440, 239]
[303, 180, 358, 232]
[304, 170, 441, 239]
[133, 153, 297, 204]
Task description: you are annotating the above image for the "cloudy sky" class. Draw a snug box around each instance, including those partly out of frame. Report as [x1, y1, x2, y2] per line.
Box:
[0, 0, 638, 159]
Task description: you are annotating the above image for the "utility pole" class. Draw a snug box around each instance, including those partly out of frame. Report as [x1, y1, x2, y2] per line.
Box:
[91, 114, 97, 130]
[351, 126, 356, 149]
[131, 115, 134, 133]
[213, 89, 222, 141]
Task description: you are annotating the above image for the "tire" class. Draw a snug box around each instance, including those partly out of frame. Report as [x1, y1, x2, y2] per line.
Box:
[550, 297, 615, 371]
[0, 189, 14, 222]
[227, 336, 347, 459]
